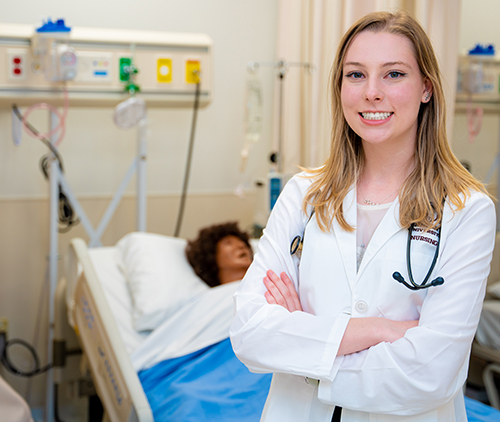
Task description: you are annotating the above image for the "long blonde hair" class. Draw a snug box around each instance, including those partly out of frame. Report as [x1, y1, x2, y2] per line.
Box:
[304, 11, 487, 232]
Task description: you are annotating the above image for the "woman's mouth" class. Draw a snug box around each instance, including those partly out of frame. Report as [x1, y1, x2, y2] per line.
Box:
[360, 112, 393, 120]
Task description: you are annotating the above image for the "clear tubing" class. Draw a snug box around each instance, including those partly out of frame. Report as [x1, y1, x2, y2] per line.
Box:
[22, 87, 69, 147]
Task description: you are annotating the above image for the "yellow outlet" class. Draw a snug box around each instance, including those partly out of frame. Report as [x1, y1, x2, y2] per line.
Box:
[157, 58, 172, 83]
[185, 60, 201, 84]
[0, 317, 8, 334]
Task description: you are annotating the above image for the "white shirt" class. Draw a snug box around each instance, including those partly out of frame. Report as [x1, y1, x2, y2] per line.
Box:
[356, 202, 392, 270]
[230, 173, 496, 422]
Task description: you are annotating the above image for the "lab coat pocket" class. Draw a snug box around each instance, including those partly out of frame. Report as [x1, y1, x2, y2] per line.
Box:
[376, 249, 430, 320]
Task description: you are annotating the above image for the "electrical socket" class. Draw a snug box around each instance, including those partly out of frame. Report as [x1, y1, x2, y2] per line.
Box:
[0, 317, 8, 335]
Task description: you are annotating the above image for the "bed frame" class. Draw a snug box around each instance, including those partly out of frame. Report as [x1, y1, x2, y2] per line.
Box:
[63, 237, 153, 422]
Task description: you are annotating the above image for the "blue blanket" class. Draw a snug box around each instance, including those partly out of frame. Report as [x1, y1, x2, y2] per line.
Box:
[465, 396, 500, 422]
[138, 338, 272, 422]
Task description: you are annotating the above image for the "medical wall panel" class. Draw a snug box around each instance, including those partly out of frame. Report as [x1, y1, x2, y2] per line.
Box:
[0, 23, 212, 107]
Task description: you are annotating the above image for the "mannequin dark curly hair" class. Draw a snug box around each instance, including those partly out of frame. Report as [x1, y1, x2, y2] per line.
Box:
[185, 221, 252, 287]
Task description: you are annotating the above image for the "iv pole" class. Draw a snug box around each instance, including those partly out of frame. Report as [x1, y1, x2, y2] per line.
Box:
[46, 111, 59, 422]
[40, 98, 148, 422]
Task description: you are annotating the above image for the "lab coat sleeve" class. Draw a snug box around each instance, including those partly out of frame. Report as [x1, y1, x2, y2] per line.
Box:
[318, 191, 496, 415]
[229, 174, 351, 380]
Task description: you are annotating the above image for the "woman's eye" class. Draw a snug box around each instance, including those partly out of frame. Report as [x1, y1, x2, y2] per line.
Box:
[387, 71, 406, 79]
[346, 71, 364, 79]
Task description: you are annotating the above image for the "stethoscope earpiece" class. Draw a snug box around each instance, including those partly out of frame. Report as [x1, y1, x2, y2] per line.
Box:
[392, 272, 405, 284]
[430, 277, 444, 287]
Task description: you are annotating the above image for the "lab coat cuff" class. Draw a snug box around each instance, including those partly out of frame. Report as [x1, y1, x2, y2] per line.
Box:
[318, 313, 350, 380]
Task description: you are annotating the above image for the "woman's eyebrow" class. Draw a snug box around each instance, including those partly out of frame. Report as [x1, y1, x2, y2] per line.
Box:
[382, 61, 411, 68]
[343, 60, 411, 68]
[344, 61, 364, 68]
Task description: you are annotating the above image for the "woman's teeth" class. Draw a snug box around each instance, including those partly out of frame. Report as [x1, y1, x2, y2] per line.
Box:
[361, 112, 392, 120]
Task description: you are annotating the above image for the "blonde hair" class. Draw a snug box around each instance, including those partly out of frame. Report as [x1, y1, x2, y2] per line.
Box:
[304, 10, 488, 232]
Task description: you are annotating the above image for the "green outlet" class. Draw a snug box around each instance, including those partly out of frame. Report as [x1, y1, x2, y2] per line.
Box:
[119, 57, 132, 82]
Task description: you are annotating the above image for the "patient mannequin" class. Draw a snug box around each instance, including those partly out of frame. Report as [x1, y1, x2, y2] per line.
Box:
[186, 222, 253, 287]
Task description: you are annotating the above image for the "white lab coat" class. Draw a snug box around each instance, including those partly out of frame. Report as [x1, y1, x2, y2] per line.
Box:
[229, 173, 496, 422]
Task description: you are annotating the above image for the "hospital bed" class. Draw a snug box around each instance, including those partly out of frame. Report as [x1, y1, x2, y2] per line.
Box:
[59, 232, 271, 422]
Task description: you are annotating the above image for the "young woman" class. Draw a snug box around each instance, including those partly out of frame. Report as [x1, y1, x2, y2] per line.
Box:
[230, 11, 496, 422]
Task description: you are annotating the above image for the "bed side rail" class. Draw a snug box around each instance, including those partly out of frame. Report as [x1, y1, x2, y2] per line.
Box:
[68, 238, 153, 422]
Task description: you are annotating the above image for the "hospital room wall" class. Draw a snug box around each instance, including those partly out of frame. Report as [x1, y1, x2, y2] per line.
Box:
[454, 0, 500, 285]
[0, 0, 278, 409]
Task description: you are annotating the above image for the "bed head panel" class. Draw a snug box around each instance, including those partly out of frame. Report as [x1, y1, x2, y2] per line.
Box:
[69, 238, 153, 422]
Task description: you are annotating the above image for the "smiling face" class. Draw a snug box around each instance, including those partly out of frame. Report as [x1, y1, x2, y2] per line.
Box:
[341, 30, 431, 152]
[215, 235, 252, 284]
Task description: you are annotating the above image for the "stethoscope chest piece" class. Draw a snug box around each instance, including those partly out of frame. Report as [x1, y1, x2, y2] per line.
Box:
[290, 210, 316, 259]
[290, 235, 303, 257]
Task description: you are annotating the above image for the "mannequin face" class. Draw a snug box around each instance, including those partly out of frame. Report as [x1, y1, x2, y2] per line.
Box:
[215, 235, 252, 283]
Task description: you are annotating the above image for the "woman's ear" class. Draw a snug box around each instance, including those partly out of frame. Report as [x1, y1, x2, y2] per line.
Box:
[422, 78, 433, 103]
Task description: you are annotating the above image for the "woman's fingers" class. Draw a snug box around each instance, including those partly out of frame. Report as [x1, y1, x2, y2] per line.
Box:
[279, 272, 302, 311]
[265, 290, 277, 305]
[263, 270, 302, 312]
[263, 274, 285, 306]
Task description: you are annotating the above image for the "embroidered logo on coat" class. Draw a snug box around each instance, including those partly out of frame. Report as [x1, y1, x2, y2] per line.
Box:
[411, 226, 439, 246]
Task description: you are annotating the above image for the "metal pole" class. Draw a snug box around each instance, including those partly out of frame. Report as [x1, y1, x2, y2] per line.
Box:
[45, 111, 59, 422]
[137, 118, 147, 232]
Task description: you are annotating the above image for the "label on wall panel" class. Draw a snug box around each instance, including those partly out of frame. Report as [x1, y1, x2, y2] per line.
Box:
[74, 52, 113, 84]
[185, 59, 200, 84]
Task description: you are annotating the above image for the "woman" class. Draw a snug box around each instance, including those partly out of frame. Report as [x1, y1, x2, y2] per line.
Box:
[229, 11, 496, 422]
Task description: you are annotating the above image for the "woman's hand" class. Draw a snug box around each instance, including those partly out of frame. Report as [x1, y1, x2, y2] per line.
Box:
[263, 270, 303, 312]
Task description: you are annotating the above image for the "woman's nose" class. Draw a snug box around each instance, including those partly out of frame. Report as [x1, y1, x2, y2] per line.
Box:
[364, 81, 383, 102]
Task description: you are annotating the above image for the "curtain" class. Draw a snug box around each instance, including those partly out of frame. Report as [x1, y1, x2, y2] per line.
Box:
[275, 0, 462, 173]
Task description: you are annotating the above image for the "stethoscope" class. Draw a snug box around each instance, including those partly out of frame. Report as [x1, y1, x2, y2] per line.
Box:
[290, 211, 445, 291]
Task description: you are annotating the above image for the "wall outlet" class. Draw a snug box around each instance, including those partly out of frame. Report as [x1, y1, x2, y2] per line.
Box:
[0, 317, 8, 335]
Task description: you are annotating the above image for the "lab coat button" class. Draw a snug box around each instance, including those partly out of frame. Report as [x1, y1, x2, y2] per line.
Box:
[355, 300, 368, 313]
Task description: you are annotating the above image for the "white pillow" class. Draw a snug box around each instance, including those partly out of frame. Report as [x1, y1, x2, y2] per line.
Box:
[116, 232, 209, 332]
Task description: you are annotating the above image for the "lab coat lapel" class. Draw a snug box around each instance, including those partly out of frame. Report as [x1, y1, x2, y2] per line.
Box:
[332, 187, 357, 288]
[357, 199, 403, 279]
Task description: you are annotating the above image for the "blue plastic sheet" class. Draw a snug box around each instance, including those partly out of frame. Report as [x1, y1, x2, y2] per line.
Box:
[138, 338, 272, 422]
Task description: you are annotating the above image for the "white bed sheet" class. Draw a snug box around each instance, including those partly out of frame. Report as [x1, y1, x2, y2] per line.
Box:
[88, 247, 149, 355]
[131, 281, 240, 372]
